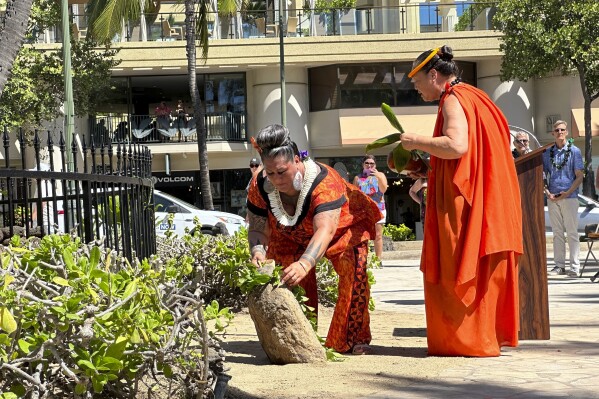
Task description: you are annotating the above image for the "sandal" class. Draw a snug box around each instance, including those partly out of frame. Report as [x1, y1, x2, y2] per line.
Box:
[351, 344, 373, 355]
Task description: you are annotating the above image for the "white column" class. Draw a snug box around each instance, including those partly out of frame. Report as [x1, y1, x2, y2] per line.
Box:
[249, 67, 310, 152]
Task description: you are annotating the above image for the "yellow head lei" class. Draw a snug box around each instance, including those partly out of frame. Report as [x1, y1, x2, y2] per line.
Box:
[408, 48, 441, 78]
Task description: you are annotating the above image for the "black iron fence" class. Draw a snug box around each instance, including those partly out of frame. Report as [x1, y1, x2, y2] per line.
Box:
[89, 112, 246, 145]
[0, 129, 156, 260]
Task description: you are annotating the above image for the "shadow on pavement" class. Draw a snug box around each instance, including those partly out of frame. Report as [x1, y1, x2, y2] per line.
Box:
[221, 340, 270, 366]
[356, 373, 597, 399]
[368, 344, 428, 358]
[392, 327, 427, 338]
[382, 299, 426, 306]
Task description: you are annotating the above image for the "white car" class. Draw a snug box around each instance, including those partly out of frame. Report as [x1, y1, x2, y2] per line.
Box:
[154, 190, 246, 236]
[544, 194, 599, 234]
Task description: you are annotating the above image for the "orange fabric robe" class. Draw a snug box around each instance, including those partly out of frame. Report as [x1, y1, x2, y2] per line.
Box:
[421, 83, 523, 357]
[247, 162, 382, 353]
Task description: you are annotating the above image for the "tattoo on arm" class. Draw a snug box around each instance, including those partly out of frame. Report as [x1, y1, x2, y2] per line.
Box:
[313, 208, 341, 230]
[300, 253, 317, 267]
[247, 210, 270, 250]
[251, 244, 267, 257]
[303, 208, 341, 267]
[323, 208, 341, 225]
[248, 211, 268, 232]
[302, 242, 324, 267]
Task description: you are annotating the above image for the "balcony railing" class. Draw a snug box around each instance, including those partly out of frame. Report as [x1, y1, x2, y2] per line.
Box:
[31, 2, 498, 44]
[89, 112, 246, 145]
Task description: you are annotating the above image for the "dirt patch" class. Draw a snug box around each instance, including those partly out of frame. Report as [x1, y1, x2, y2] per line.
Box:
[221, 306, 467, 399]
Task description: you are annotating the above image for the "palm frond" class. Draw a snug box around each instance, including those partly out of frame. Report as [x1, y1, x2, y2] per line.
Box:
[219, 0, 240, 15]
[91, 0, 143, 42]
[197, 0, 210, 60]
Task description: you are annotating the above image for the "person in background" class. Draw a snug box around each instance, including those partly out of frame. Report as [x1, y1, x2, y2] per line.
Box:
[155, 101, 172, 129]
[409, 177, 427, 223]
[114, 121, 128, 142]
[512, 131, 531, 158]
[246, 157, 262, 191]
[247, 124, 381, 355]
[243, 157, 263, 221]
[400, 45, 523, 357]
[175, 100, 188, 142]
[352, 155, 388, 259]
[543, 120, 584, 277]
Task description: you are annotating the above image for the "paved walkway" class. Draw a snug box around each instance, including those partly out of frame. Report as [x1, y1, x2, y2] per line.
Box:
[369, 251, 599, 399]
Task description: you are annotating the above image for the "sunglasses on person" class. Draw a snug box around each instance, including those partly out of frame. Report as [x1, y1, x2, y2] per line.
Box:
[364, 161, 376, 166]
[249, 163, 260, 168]
[554, 128, 567, 132]
[516, 139, 529, 144]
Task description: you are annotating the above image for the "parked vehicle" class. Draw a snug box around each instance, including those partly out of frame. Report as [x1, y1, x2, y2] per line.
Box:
[154, 190, 246, 236]
[544, 194, 599, 234]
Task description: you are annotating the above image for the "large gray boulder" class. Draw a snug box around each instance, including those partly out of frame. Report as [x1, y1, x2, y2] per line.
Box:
[248, 280, 326, 364]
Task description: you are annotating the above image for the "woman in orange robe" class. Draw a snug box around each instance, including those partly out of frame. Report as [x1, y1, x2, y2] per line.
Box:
[247, 124, 382, 354]
[401, 46, 523, 357]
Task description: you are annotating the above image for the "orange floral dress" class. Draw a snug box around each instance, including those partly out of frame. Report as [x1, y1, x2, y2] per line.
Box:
[247, 161, 381, 353]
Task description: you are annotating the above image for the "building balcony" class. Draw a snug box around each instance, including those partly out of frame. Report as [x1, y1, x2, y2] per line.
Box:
[89, 112, 246, 146]
[32, 2, 498, 44]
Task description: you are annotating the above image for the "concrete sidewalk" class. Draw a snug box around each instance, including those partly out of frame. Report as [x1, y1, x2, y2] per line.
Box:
[369, 253, 599, 399]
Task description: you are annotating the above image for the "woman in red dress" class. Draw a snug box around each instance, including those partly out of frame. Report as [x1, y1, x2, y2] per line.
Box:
[247, 124, 381, 354]
[401, 45, 522, 357]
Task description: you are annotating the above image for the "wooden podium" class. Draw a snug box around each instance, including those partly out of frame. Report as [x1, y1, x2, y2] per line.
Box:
[514, 144, 552, 340]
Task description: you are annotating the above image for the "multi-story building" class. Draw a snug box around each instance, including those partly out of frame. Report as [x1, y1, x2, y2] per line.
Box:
[26, 0, 599, 229]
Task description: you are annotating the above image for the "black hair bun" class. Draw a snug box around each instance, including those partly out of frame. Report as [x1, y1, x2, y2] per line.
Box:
[440, 45, 454, 61]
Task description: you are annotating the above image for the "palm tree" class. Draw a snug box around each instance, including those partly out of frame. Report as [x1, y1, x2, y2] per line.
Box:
[184, 0, 214, 209]
[0, 0, 35, 98]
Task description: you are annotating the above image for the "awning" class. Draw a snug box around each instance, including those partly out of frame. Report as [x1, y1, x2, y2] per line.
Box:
[570, 108, 599, 138]
[339, 107, 438, 146]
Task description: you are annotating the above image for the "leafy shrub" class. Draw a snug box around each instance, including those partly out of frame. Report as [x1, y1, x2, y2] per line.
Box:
[316, 256, 378, 312]
[0, 234, 228, 398]
[195, 227, 379, 312]
[0, 222, 383, 397]
[383, 224, 415, 241]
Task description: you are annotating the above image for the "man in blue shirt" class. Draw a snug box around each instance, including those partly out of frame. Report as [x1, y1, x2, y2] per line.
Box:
[543, 120, 584, 277]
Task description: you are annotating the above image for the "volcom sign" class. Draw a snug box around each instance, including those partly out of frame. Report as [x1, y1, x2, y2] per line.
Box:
[154, 176, 194, 183]
[152, 172, 196, 187]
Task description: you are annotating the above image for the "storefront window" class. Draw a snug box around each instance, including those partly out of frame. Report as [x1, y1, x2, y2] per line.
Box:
[204, 73, 245, 114]
[93, 73, 246, 142]
[309, 62, 476, 111]
[96, 73, 246, 117]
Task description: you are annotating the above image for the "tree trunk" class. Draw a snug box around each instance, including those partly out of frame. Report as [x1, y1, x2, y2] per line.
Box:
[185, 0, 213, 210]
[577, 66, 595, 197]
[0, 0, 34, 98]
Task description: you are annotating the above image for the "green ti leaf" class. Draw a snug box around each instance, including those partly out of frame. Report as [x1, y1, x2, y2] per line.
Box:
[381, 103, 405, 133]
[365, 133, 402, 152]
[391, 143, 413, 173]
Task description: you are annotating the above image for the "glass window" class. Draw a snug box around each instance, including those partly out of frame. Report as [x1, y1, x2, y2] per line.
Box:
[96, 73, 247, 117]
[205, 73, 245, 114]
[339, 64, 396, 109]
[309, 62, 476, 111]
[308, 65, 339, 111]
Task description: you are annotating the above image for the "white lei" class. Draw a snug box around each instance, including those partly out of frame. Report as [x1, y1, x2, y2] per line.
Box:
[269, 158, 318, 227]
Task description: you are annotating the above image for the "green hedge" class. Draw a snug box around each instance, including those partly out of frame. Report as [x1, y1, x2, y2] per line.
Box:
[382, 224, 415, 241]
